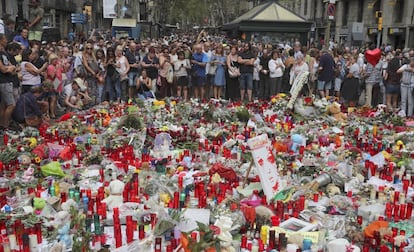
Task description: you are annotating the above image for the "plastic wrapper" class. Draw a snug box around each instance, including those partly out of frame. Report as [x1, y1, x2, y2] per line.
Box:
[41, 161, 65, 177]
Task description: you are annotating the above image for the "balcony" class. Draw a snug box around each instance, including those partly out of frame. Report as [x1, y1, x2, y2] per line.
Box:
[41, 0, 76, 12]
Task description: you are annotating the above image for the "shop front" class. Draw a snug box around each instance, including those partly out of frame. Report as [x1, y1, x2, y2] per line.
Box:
[387, 27, 406, 49]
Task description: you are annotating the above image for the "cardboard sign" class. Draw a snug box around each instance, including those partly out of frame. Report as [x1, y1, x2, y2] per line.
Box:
[247, 134, 281, 202]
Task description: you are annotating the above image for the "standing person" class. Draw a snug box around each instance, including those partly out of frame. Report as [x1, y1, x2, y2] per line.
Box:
[191, 44, 207, 99]
[238, 43, 255, 102]
[115, 45, 130, 102]
[211, 44, 226, 99]
[173, 51, 190, 100]
[364, 59, 382, 107]
[317, 49, 335, 98]
[268, 50, 285, 96]
[259, 48, 270, 99]
[20, 48, 47, 93]
[104, 47, 119, 102]
[45, 53, 62, 119]
[125, 42, 141, 100]
[0, 34, 17, 131]
[384, 54, 401, 110]
[282, 49, 295, 93]
[308, 49, 319, 96]
[27, 0, 44, 42]
[95, 49, 106, 103]
[226, 45, 240, 101]
[204, 42, 215, 99]
[82, 42, 99, 104]
[158, 47, 173, 99]
[13, 28, 29, 49]
[342, 56, 360, 107]
[290, 53, 309, 85]
[5, 42, 21, 101]
[141, 47, 159, 95]
[396, 57, 414, 117]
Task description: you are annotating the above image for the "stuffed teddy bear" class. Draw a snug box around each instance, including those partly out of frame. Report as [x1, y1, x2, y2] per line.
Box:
[327, 102, 347, 122]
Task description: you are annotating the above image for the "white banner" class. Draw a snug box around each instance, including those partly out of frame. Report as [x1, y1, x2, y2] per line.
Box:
[247, 134, 281, 203]
[103, 0, 118, 19]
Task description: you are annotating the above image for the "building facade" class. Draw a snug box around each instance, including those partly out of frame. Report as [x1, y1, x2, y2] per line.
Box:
[282, 0, 414, 49]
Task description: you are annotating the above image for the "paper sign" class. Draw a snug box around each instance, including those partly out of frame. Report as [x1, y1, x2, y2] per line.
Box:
[247, 134, 281, 202]
[178, 208, 210, 232]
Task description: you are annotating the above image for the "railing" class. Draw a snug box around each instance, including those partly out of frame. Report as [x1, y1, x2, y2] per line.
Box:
[41, 0, 76, 12]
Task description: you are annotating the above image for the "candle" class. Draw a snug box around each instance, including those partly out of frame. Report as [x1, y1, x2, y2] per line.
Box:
[313, 193, 319, 202]
[126, 216, 133, 243]
[138, 225, 145, 240]
[406, 203, 412, 219]
[154, 237, 162, 252]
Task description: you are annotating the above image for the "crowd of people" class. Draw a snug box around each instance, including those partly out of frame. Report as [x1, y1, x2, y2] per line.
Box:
[0, 1, 414, 133]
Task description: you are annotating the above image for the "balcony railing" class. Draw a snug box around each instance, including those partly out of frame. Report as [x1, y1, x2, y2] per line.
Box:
[41, 0, 76, 12]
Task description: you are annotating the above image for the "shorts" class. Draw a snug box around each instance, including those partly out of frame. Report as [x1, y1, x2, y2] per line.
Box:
[317, 80, 333, 91]
[192, 76, 206, 86]
[239, 73, 253, 90]
[0, 82, 15, 106]
[386, 84, 400, 94]
[334, 78, 342, 92]
[176, 76, 189, 87]
[28, 31, 42, 41]
[128, 72, 139, 87]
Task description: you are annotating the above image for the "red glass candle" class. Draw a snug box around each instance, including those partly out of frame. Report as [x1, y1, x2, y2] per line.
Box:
[154, 237, 162, 252]
[313, 193, 319, 202]
[394, 191, 400, 204]
[406, 203, 412, 219]
[357, 216, 363, 225]
[126, 216, 133, 243]
[138, 225, 145, 240]
[399, 204, 407, 220]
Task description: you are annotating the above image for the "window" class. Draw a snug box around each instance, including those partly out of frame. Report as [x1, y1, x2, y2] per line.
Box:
[357, 0, 364, 22]
[342, 1, 349, 26]
[395, 0, 404, 23]
[1, 0, 5, 14]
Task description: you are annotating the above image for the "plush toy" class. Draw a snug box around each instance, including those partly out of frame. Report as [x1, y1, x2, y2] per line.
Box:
[291, 134, 305, 153]
[102, 178, 125, 210]
[22, 166, 35, 183]
[327, 102, 347, 122]
[54, 211, 72, 249]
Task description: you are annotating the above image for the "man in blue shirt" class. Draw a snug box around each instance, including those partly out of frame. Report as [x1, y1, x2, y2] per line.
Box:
[13, 28, 29, 49]
[191, 44, 208, 99]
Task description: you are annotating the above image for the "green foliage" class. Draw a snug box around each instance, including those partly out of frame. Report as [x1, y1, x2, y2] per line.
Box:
[0, 147, 18, 164]
[236, 107, 251, 123]
[120, 114, 143, 130]
[70, 206, 93, 252]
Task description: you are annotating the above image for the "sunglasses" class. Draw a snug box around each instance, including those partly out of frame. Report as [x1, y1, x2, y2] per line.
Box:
[86, 47, 93, 50]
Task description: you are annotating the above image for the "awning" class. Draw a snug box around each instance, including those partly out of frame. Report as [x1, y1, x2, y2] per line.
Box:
[112, 19, 136, 27]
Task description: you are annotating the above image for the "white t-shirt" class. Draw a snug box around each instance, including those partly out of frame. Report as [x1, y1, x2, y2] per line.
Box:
[174, 59, 190, 77]
[62, 84, 78, 99]
[0, 19, 4, 34]
[268, 58, 285, 78]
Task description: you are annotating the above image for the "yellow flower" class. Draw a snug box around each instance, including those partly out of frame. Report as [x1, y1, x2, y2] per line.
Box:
[34, 156, 41, 163]
[29, 137, 37, 148]
[171, 101, 176, 106]
[271, 97, 277, 103]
